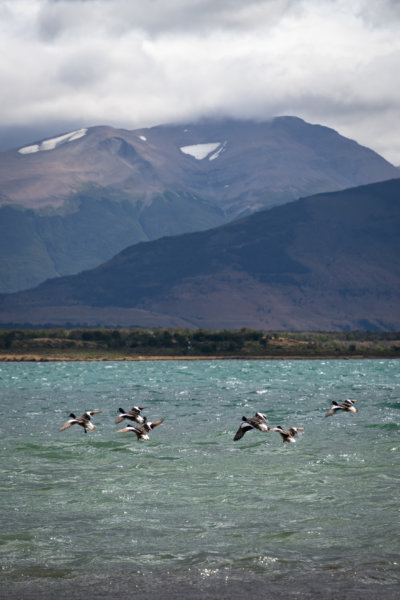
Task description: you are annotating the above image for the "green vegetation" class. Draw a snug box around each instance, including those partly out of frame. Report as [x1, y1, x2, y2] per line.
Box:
[0, 328, 399, 360]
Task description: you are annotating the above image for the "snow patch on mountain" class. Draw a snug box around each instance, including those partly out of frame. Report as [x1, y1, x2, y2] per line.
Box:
[209, 142, 227, 161]
[18, 129, 88, 154]
[180, 143, 221, 160]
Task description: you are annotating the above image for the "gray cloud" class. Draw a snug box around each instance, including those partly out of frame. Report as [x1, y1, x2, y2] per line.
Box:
[36, 0, 302, 37]
[0, 0, 399, 163]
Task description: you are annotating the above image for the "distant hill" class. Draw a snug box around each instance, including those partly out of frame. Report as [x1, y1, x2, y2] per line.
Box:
[1, 178, 399, 331]
[0, 116, 399, 293]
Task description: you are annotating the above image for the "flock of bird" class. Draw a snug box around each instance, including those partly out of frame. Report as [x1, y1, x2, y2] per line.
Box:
[59, 405, 163, 439]
[233, 412, 304, 443]
[233, 398, 358, 443]
[59, 399, 359, 443]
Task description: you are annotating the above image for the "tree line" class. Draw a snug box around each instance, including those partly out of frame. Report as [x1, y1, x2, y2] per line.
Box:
[0, 328, 399, 358]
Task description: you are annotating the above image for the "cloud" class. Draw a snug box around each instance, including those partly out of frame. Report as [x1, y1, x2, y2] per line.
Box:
[0, 0, 399, 163]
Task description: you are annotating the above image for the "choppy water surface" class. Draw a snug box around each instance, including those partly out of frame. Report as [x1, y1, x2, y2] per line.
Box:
[0, 359, 399, 599]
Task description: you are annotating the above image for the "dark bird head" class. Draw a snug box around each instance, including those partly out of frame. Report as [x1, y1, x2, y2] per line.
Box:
[69, 413, 76, 418]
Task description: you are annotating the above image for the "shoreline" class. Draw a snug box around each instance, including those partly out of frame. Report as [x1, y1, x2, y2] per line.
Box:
[0, 353, 397, 362]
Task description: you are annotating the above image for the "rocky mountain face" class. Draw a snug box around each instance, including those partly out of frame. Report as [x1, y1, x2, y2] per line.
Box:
[1, 178, 399, 332]
[0, 116, 398, 293]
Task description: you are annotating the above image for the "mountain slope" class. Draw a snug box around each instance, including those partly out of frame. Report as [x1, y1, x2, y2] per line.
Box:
[0, 116, 399, 293]
[1, 178, 399, 331]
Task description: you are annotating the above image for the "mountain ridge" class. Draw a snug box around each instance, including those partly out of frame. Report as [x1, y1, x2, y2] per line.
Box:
[3, 116, 398, 211]
[1, 116, 399, 293]
[1, 178, 399, 332]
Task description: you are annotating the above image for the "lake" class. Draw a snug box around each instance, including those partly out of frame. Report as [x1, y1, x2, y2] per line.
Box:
[0, 359, 399, 599]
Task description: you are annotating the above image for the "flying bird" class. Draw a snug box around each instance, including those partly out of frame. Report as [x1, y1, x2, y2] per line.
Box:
[270, 426, 304, 443]
[59, 410, 102, 433]
[233, 412, 269, 441]
[325, 399, 359, 417]
[142, 417, 164, 431]
[117, 424, 151, 440]
[115, 406, 147, 424]
[117, 418, 164, 440]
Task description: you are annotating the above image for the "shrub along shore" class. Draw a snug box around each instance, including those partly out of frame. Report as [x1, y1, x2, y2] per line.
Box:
[0, 328, 399, 361]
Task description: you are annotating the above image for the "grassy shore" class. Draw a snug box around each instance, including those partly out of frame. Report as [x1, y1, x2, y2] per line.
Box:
[0, 353, 386, 361]
[1, 328, 399, 361]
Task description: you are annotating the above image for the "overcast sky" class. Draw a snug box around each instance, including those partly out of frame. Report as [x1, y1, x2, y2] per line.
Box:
[1, 0, 400, 163]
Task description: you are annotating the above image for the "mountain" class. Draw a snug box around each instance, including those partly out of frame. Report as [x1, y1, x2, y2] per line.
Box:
[1, 178, 399, 331]
[1, 116, 399, 293]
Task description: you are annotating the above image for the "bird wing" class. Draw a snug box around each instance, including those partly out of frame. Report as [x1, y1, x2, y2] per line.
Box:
[85, 410, 102, 417]
[117, 426, 137, 433]
[343, 399, 358, 406]
[149, 419, 164, 429]
[233, 423, 254, 441]
[291, 427, 304, 434]
[85, 420, 96, 431]
[59, 418, 77, 431]
[254, 413, 268, 423]
[128, 424, 149, 440]
[270, 427, 288, 439]
[325, 406, 341, 417]
[115, 414, 126, 424]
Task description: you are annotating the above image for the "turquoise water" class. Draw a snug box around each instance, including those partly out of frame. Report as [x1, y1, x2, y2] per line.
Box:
[0, 359, 399, 599]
